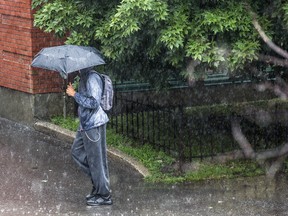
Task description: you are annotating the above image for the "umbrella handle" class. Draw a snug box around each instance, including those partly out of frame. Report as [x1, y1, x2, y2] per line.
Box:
[62, 78, 68, 91]
[62, 79, 68, 118]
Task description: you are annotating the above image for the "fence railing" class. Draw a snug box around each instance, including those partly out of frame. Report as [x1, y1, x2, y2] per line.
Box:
[108, 98, 288, 162]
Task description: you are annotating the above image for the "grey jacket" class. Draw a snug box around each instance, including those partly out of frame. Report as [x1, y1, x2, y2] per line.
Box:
[74, 68, 109, 130]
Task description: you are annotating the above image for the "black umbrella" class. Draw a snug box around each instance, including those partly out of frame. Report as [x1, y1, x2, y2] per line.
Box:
[31, 44, 105, 79]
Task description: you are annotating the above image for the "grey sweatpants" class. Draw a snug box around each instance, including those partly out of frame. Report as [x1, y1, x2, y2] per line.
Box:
[71, 124, 110, 196]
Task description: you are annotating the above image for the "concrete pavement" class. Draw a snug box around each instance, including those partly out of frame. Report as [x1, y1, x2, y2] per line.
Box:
[1, 117, 288, 216]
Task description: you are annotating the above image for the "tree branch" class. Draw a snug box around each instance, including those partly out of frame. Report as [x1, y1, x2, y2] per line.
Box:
[256, 76, 288, 99]
[232, 120, 288, 160]
[256, 143, 288, 160]
[231, 119, 256, 158]
[257, 54, 288, 68]
[266, 155, 287, 178]
[232, 118, 288, 178]
[245, 3, 288, 60]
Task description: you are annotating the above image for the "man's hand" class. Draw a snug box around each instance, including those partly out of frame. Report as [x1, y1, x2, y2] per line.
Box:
[66, 83, 76, 97]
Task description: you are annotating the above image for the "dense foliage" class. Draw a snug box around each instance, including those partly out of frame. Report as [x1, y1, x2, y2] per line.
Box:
[32, 0, 288, 86]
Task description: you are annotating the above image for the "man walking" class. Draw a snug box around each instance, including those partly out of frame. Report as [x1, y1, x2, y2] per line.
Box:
[66, 67, 112, 206]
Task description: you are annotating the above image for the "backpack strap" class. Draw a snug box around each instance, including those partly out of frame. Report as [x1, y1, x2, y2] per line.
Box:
[91, 70, 104, 96]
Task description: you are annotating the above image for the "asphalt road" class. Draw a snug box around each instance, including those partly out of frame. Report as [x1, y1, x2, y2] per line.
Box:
[1, 117, 288, 216]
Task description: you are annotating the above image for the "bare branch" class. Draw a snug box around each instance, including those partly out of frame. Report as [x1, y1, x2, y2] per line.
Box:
[231, 119, 256, 158]
[245, 3, 288, 60]
[256, 143, 288, 160]
[266, 155, 287, 178]
[257, 54, 288, 68]
[256, 77, 288, 99]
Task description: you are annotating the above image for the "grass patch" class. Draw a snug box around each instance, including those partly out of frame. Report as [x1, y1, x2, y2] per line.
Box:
[184, 160, 264, 182]
[51, 115, 79, 131]
[145, 160, 264, 184]
[106, 129, 175, 175]
[51, 116, 265, 183]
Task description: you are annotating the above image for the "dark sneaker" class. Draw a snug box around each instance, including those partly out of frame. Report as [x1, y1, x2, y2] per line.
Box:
[86, 186, 96, 200]
[86, 195, 113, 206]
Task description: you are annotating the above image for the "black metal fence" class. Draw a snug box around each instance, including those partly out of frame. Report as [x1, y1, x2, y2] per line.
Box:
[108, 98, 288, 162]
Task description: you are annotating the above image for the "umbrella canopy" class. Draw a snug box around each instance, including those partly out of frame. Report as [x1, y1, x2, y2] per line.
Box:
[31, 45, 105, 79]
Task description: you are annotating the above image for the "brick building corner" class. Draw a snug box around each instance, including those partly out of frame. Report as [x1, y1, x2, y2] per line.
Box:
[0, 0, 70, 124]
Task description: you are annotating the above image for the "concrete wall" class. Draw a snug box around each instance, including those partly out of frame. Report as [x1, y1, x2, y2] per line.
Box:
[0, 87, 65, 124]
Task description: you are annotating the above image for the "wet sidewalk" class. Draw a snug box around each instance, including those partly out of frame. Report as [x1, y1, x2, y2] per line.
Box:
[1, 117, 288, 216]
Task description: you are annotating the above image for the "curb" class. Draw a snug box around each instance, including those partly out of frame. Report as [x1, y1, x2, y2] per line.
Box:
[34, 121, 150, 178]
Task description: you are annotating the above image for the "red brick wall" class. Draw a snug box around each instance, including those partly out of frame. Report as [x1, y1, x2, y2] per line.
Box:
[0, 0, 64, 94]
